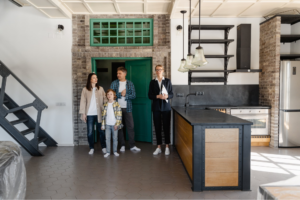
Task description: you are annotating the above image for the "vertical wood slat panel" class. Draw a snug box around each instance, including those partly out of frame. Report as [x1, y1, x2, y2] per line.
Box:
[175, 113, 193, 179]
[205, 128, 239, 187]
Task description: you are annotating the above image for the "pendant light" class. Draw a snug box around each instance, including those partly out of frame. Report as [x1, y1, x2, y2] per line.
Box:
[178, 10, 189, 73]
[192, 0, 208, 66]
[184, 0, 196, 70]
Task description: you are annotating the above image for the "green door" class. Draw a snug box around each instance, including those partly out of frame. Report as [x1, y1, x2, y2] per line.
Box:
[125, 59, 152, 142]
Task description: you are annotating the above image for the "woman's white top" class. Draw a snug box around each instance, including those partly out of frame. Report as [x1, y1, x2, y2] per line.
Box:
[87, 87, 98, 116]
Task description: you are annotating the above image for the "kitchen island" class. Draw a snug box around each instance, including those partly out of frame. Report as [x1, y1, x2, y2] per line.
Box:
[172, 106, 252, 192]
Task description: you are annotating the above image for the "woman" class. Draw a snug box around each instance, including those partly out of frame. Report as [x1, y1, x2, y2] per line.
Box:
[79, 73, 107, 155]
[148, 65, 173, 155]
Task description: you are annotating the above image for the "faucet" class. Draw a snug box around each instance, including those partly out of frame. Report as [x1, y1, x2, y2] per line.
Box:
[185, 92, 200, 108]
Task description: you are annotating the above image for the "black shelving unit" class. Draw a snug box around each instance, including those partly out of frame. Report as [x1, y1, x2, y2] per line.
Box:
[188, 25, 235, 85]
[280, 54, 300, 60]
[261, 15, 300, 25]
[281, 35, 300, 43]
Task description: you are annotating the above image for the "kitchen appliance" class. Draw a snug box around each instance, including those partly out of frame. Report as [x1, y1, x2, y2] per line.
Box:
[279, 61, 300, 147]
[237, 24, 251, 70]
[231, 109, 270, 136]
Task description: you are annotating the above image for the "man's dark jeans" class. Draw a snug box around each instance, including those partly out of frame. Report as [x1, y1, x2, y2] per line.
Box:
[118, 108, 135, 148]
[87, 115, 106, 149]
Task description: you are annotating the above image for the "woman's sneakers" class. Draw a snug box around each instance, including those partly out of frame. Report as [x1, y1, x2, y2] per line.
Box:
[153, 148, 161, 155]
[165, 147, 170, 155]
[153, 147, 170, 155]
[88, 149, 94, 155]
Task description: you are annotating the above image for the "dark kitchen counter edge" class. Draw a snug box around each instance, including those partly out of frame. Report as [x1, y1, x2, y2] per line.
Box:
[172, 106, 253, 126]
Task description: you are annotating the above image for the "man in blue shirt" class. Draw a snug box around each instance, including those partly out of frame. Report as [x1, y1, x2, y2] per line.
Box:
[110, 67, 141, 152]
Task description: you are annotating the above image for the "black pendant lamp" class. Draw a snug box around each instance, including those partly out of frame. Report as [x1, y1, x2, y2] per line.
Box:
[192, 0, 208, 66]
[178, 10, 189, 73]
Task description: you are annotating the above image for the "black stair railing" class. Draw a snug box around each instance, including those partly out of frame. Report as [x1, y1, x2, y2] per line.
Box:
[0, 60, 57, 156]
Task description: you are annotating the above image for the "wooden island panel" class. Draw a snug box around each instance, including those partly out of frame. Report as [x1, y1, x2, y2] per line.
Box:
[175, 113, 193, 179]
[205, 129, 239, 187]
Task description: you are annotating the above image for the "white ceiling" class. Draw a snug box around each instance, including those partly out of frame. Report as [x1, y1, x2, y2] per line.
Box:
[15, 0, 300, 19]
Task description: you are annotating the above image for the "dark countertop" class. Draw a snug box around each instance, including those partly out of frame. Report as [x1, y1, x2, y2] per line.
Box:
[207, 105, 271, 109]
[172, 106, 253, 126]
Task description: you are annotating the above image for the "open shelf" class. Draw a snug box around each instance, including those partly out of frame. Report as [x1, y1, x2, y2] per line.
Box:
[261, 15, 300, 25]
[191, 39, 234, 44]
[281, 35, 300, 43]
[190, 77, 226, 83]
[234, 69, 262, 73]
[189, 70, 235, 73]
[280, 54, 300, 60]
[205, 55, 234, 58]
[189, 25, 234, 31]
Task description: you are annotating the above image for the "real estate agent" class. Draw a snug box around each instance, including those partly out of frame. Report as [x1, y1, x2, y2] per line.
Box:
[79, 73, 107, 155]
[148, 65, 173, 156]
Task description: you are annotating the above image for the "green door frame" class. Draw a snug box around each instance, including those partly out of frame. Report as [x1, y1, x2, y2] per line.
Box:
[92, 57, 152, 73]
[91, 57, 153, 143]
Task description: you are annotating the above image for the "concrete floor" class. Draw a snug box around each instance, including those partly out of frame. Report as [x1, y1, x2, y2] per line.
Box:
[23, 142, 300, 199]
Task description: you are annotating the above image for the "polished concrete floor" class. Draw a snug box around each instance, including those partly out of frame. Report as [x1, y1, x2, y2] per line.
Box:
[23, 142, 300, 199]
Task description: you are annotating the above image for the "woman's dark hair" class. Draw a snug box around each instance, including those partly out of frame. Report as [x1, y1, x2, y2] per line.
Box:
[85, 73, 99, 91]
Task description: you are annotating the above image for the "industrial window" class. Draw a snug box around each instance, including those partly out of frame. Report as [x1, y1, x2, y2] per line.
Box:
[90, 19, 153, 46]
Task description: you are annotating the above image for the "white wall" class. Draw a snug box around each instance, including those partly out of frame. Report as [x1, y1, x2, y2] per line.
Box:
[171, 17, 264, 85]
[281, 24, 291, 54]
[0, 1, 73, 146]
[291, 23, 300, 54]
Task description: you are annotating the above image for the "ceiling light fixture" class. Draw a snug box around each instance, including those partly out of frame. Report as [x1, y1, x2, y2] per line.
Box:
[184, 0, 196, 70]
[178, 10, 189, 73]
[192, 0, 208, 67]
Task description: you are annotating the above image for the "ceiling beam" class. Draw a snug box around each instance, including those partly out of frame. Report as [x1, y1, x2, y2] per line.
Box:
[170, 0, 182, 18]
[210, 0, 228, 17]
[82, 0, 94, 14]
[50, 0, 72, 18]
[191, 1, 199, 17]
[144, 0, 148, 14]
[112, 0, 121, 13]
[263, 0, 295, 18]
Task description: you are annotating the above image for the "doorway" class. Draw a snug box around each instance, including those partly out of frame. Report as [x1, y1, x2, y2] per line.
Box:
[92, 58, 152, 143]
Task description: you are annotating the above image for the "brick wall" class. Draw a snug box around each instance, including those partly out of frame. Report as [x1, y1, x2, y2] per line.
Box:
[72, 14, 171, 145]
[259, 17, 281, 148]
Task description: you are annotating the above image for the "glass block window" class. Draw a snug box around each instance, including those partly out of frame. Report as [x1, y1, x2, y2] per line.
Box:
[90, 19, 153, 46]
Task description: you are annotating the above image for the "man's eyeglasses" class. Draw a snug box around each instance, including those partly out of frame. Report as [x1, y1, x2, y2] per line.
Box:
[155, 69, 163, 72]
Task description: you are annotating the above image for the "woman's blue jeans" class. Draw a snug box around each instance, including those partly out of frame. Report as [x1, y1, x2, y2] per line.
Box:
[87, 115, 106, 149]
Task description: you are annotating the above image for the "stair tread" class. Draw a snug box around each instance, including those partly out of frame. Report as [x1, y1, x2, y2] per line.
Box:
[38, 137, 47, 144]
[10, 119, 28, 125]
[20, 128, 35, 135]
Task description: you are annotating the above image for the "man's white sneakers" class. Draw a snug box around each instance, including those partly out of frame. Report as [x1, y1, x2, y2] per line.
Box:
[104, 153, 110, 158]
[130, 146, 141, 151]
[114, 152, 119, 156]
[120, 146, 125, 152]
[102, 148, 107, 154]
[88, 149, 94, 155]
[165, 147, 170, 155]
[153, 148, 161, 155]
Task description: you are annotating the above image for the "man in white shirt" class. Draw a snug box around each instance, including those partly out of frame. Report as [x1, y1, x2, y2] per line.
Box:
[110, 67, 141, 152]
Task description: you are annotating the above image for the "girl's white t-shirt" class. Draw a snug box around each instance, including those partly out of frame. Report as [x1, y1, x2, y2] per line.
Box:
[106, 102, 116, 126]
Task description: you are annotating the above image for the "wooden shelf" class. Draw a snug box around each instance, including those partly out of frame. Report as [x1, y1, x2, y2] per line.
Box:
[281, 35, 300, 43]
[280, 54, 300, 60]
[189, 25, 234, 31]
[191, 39, 234, 44]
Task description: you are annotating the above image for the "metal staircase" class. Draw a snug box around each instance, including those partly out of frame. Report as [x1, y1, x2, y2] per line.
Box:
[0, 60, 57, 156]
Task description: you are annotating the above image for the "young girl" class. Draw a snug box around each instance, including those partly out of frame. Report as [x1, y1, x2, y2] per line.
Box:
[101, 89, 123, 158]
